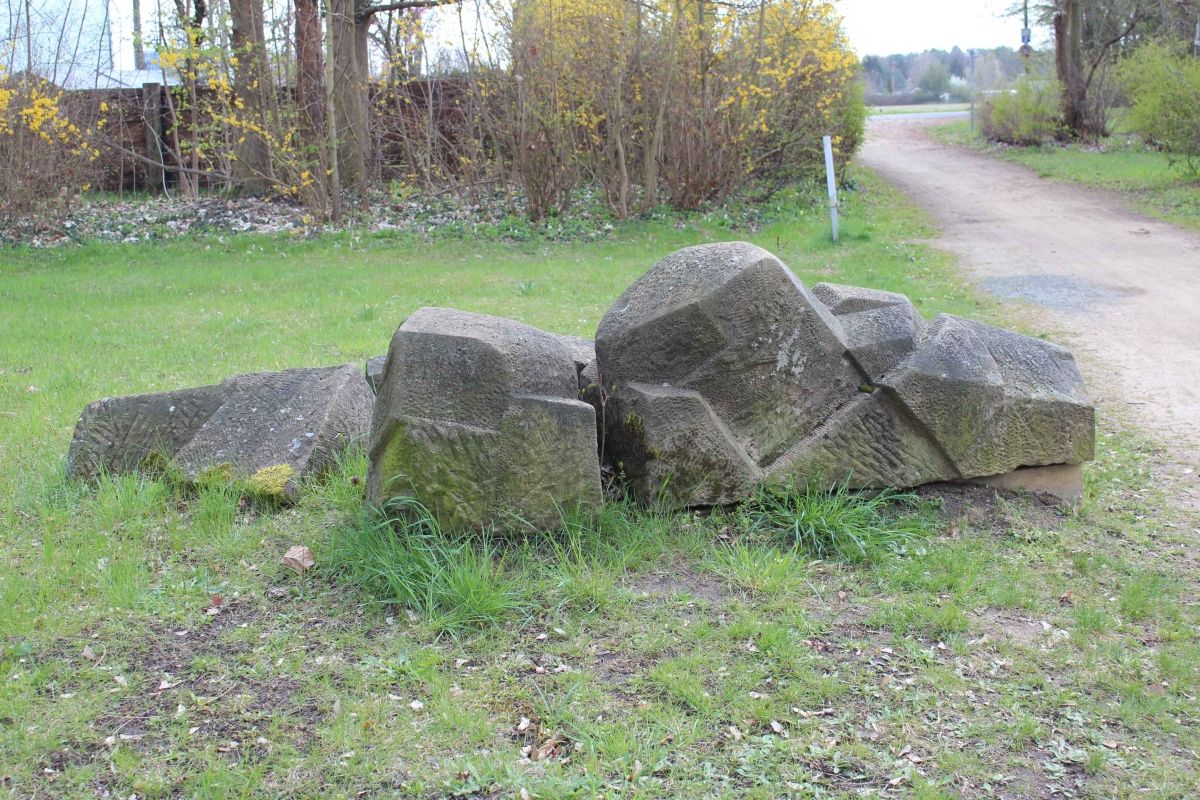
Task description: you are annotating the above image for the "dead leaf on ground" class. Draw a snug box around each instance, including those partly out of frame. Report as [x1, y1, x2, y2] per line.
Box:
[281, 545, 315, 575]
[535, 736, 562, 761]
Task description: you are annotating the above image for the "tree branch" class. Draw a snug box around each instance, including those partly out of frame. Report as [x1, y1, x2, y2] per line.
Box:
[106, 142, 227, 179]
[356, 0, 459, 22]
[1083, 9, 1142, 94]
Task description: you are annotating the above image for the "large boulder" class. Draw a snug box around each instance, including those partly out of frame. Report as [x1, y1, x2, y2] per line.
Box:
[367, 334, 594, 395]
[594, 243, 1094, 504]
[368, 308, 603, 530]
[595, 242, 864, 506]
[67, 365, 373, 498]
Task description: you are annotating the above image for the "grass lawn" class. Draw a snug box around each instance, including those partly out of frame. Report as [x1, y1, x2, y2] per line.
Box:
[936, 120, 1200, 231]
[2, 173, 1197, 798]
[868, 104, 970, 116]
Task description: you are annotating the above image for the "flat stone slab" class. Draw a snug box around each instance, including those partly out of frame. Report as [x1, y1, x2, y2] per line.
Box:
[67, 385, 228, 480]
[368, 307, 602, 530]
[968, 463, 1084, 501]
[68, 365, 373, 497]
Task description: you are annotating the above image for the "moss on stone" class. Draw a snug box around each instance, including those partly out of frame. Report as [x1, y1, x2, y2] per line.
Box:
[193, 461, 234, 486]
[248, 464, 296, 498]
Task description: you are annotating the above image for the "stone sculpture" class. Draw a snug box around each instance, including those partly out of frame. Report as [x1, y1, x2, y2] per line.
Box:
[593, 242, 1094, 506]
[67, 365, 373, 498]
[367, 307, 603, 529]
[68, 242, 1094, 520]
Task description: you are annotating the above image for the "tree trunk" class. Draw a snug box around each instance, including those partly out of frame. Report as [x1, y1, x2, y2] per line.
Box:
[641, 0, 683, 212]
[132, 0, 146, 70]
[1055, 0, 1088, 138]
[294, 0, 326, 175]
[230, 0, 275, 192]
[328, 0, 369, 192]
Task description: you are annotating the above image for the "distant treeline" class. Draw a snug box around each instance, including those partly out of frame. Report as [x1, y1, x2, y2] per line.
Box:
[861, 47, 1050, 104]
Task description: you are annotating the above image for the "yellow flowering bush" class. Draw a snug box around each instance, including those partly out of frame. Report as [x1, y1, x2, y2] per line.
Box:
[488, 0, 864, 218]
[146, 27, 325, 207]
[0, 70, 104, 217]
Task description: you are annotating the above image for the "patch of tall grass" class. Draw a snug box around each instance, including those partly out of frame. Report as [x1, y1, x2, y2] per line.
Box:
[326, 497, 525, 634]
[736, 481, 938, 562]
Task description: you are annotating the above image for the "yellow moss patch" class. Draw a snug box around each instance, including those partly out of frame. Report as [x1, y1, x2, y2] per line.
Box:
[194, 462, 234, 486]
[248, 464, 296, 498]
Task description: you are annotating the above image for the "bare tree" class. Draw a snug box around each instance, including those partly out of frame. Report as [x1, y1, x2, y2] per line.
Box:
[325, 0, 460, 193]
[294, 0, 326, 187]
[133, 0, 146, 69]
[229, 0, 275, 190]
[1053, 0, 1143, 139]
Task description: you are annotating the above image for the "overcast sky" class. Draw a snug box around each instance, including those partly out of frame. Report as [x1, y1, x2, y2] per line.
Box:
[99, 0, 1046, 73]
[838, 0, 1041, 56]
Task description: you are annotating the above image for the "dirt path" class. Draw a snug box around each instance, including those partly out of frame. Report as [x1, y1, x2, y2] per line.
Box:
[860, 116, 1200, 491]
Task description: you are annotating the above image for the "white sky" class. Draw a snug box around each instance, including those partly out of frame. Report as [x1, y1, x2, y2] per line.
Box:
[96, 0, 1046, 73]
[837, 0, 1040, 56]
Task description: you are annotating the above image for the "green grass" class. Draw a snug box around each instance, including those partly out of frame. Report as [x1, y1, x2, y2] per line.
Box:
[936, 119, 1200, 230]
[736, 482, 938, 562]
[868, 103, 970, 115]
[2, 172, 1199, 797]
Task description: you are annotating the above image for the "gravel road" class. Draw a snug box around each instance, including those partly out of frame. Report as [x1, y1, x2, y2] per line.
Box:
[859, 116, 1200, 487]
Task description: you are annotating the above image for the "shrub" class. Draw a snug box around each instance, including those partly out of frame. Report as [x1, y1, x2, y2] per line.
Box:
[1117, 41, 1200, 175]
[488, 0, 863, 218]
[0, 73, 105, 218]
[981, 77, 1062, 146]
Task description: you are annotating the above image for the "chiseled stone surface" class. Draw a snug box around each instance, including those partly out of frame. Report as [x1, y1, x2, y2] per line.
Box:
[67, 384, 227, 480]
[548, 333, 596, 379]
[365, 355, 387, 394]
[595, 242, 863, 506]
[173, 366, 373, 493]
[595, 242, 1095, 506]
[67, 365, 373, 497]
[812, 282, 925, 381]
[368, 307, 602, 530]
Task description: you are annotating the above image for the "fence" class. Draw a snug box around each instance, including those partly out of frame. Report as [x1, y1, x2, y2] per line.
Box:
[56, 77, 473, 194]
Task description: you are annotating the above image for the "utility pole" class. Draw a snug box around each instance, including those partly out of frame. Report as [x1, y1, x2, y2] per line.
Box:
[969, 48, 976, 133]
[1022, 0, 1032, 73]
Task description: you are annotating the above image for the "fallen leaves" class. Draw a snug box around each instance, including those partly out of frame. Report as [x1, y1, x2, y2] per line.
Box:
[281, 545, 315, 575]
[534, 736, 563, 761]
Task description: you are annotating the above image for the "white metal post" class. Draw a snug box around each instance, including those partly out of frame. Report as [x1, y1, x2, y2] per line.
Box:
[822, 134, 839, 243]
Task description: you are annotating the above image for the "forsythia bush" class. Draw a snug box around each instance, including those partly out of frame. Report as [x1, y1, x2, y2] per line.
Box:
[2, 0, 863, 221]
[0, 70, 103, 217]
[491, 0, 863, 218]
[153, 35, 323, 203]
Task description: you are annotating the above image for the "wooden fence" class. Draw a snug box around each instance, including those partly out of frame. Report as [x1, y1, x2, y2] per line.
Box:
[65, 77, 474, 194]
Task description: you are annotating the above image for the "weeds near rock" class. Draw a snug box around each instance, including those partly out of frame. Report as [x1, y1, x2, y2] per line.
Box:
[326, 497, 525, 635]
[737, 481, 938, 562]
